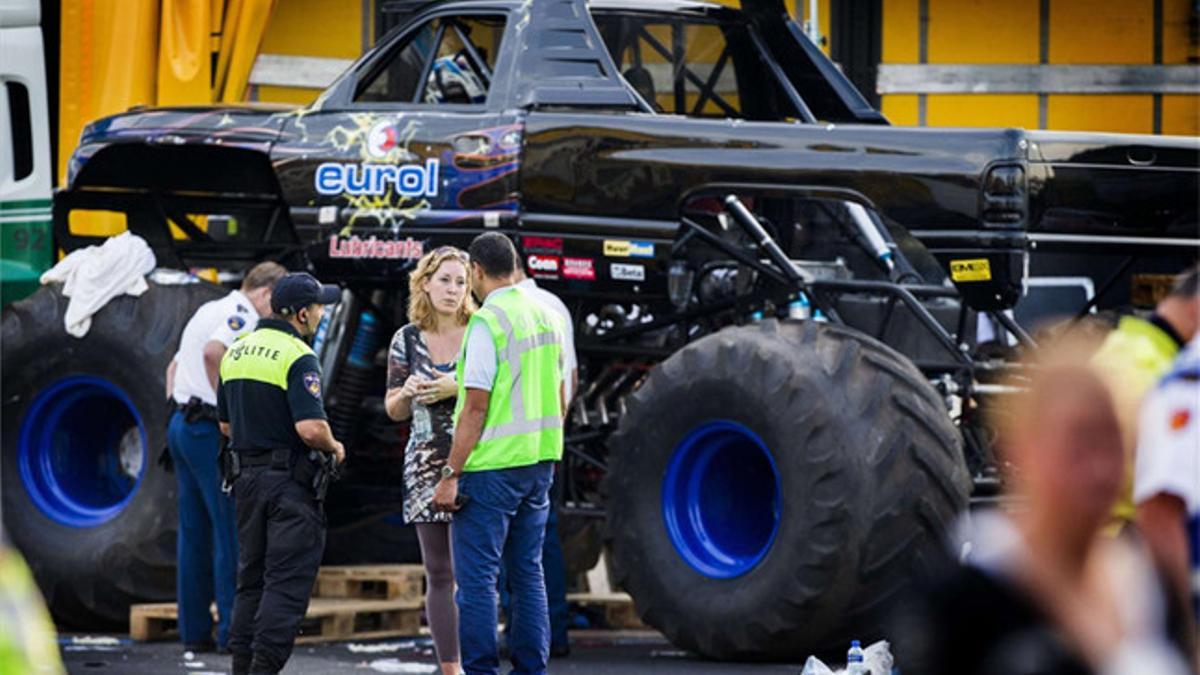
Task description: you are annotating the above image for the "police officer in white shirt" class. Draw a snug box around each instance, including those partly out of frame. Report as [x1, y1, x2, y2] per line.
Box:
[1135, 335, 1200, 666]
[164, 262, 286, 652]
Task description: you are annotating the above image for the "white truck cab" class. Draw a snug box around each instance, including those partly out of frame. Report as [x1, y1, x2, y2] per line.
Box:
[0, 0, 54, 305]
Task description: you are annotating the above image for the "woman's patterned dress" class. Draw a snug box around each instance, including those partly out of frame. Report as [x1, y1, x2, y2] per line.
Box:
[387, 324, 457, 524]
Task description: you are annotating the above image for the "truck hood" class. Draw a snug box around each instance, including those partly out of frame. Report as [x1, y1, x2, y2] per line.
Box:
[78, 103, 299, 149]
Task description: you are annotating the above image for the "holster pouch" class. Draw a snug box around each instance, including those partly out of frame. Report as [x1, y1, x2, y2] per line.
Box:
[219, 442, 240, 494]
[182, 396, 219, 425]
[307, 450, 340, 502]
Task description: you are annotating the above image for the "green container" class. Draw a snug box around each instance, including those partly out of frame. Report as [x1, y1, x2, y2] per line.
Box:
[0, 198, 54, 307]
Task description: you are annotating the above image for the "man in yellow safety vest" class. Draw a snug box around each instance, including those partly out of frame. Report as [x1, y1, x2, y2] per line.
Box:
[433, 232, 565, 675]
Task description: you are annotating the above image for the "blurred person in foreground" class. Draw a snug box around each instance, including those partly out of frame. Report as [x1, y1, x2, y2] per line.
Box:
[1092, 265, 1200, 532]
[1134, 331, 1200, 668]
[894, 339, 1191, 675]
[0, 539, 64, 674]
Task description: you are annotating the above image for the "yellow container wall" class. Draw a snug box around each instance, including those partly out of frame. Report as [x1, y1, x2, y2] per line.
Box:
[1163, 94, 1200, 136]
[927, 0, 1040, 65]
[251, 0, 363, 103]
[881, 0, 919, 63]
[258, 0, 362, 59]
[879, 0, 1198, 133]
[927, 94, 1040, 130]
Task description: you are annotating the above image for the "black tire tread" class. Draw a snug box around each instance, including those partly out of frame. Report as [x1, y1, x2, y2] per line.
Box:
[2, 280, 225, 627]
[605, 319, 969, 660]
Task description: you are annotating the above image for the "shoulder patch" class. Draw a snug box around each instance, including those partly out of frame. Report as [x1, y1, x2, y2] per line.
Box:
[1169, 408, 1191, 431]
[227, 315, 247, 331]
[303, 372, 322, 399]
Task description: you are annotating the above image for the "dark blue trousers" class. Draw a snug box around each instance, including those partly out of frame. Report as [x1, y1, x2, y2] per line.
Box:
[500, 467, 570, 650]
[167, 411, 238, 647]
[454, 462, 554, 675]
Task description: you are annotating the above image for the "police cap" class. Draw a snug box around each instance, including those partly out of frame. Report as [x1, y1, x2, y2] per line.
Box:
[270, 273, 341, 315]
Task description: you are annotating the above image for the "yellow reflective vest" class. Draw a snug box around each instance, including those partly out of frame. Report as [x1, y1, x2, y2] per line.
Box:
[455, 287, 564, 472]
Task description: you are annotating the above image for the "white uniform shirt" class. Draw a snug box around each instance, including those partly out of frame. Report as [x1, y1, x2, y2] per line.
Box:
[172, 290, 258, 406]
[1133, 337, 1200, 616]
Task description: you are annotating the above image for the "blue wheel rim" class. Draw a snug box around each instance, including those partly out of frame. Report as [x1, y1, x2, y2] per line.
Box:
[662, 420, 782, 579]
[17, 375, 147, 528]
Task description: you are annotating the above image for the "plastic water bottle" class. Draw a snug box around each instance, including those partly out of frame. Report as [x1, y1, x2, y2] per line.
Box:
[846, 639, 866, 674]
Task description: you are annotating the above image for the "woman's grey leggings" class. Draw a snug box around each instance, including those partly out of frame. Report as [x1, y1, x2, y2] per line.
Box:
[416, 522, 459, 663]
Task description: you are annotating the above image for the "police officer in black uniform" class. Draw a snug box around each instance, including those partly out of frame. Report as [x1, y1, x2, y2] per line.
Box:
[217, 272, 345, 675]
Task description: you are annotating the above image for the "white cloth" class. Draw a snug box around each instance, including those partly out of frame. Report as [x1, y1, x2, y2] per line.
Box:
[171, 290, 258, 406]
[518, 278, 577, 401]
[39, 232, 156, 337]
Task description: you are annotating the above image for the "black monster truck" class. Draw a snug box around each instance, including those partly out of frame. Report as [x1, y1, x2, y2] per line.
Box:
[4, 0, 1197, 660]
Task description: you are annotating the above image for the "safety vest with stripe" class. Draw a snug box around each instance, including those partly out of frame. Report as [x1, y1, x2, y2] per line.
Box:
[454, 287, 564, 472]
[218, 321, 318, 453]
[220, 327, 313, 387]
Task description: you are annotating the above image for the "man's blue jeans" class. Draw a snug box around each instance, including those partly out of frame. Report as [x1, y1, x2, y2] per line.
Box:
[167, 411, 238, 647]
[453, 461, 554, 675]
[500, 466, 570, 650]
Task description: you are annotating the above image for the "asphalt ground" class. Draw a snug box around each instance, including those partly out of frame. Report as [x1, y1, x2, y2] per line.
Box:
[60, 631, 802, 674]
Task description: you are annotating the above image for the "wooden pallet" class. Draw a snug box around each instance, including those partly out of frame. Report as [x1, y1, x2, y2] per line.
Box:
[314, 564, 424, 602]
[567, 592, 645, 630]
[129, 602, 198, 642]
[130, 596, 423, 644]
[296, 598, 422, 644]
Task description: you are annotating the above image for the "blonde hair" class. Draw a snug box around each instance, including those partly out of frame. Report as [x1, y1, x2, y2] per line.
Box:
[408, 247, 476, 331]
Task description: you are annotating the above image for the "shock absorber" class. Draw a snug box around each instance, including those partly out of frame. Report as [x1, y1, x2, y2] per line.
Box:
[328, 311, 380, 444]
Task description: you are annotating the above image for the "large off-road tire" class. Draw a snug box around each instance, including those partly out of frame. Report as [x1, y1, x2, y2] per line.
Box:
[1, 279, 225, 627]
[605, 319, 970, 661]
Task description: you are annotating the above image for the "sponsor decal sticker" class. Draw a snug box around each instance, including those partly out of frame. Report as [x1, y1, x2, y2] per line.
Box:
[366, 120, 399, 158]
[527, 254, 560, 278]
[524, 236, 563, 253]
[314, 159, 440, 198]
[949, 258, 992, 282]
[563, 257, 596, 280]
[328, 235, 424, 260]
[610, 263, 645, 282]
[303, 372, 322, 399]
[1170, 408, 1191, 431]
[226, 315, 246, 331]
[603, 240, 654, 258]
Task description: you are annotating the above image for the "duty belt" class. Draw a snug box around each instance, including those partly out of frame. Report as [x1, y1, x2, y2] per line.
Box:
[238, 448, 292, 469]
[225, 448, 332, 501]
[175, 396, 219, 424]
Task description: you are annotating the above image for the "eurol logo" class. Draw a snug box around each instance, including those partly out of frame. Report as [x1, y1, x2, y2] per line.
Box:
[315, 159, 439, 198]
[527, 254, 560, 277]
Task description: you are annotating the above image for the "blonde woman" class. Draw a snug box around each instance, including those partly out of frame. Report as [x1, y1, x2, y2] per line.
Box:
[385, 246, 474, 675]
